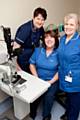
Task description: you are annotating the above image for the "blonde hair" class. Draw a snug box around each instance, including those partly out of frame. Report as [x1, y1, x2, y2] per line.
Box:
[64, 13, 79, 24]
[64, 13, 79, 30]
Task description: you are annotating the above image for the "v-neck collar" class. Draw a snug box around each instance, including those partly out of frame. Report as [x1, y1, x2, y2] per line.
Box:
[64, 32, 79, 45]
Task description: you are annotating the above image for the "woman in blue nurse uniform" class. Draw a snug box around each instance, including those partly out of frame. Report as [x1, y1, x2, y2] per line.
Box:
[13, 7, 47, 72]
[58, 13, 80, 120]
[29, 29, 59, 120]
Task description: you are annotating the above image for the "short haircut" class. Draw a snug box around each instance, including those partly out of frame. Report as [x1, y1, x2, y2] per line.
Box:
[33, 7, 47, 20]
[64, 13, 79, 25]
[43, 29, 59, 49]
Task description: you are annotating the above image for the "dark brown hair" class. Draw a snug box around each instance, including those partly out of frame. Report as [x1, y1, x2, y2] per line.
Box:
[43, 29, 59, 49]
[33, 7, 47, 20]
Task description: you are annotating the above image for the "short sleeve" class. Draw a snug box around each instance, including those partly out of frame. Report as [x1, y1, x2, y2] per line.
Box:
[15, 21, 31, 45]
[29, 48, 41, 64]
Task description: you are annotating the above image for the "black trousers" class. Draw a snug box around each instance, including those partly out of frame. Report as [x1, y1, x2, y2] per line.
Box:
[66, 92, 80, 120]
[30, 81, 59, 119]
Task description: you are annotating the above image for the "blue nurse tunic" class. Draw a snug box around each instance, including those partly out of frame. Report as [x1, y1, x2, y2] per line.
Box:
[58, 32, 80, 92]
[29, 47, 58, 80]
[15, 20, 44, 71]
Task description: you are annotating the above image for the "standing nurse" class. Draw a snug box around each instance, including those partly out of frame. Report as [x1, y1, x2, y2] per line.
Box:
[58, 13, 80, 120]
[13, 7, 47, 72]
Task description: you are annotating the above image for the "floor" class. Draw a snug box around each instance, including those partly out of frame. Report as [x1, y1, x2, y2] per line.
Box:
[0, 101, 80, 120]
[0, 101, 65, 120]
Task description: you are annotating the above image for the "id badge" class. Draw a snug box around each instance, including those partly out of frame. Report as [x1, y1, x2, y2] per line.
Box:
[65, 75, 72, 82]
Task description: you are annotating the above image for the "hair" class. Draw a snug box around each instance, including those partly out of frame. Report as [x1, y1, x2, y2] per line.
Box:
[43, 29, 59, 49]
[33, 7, 47, 20]
[64, 13, 79, 26]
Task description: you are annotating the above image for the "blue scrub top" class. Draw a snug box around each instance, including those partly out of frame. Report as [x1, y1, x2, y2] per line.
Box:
[58, 32, 80, 92]
[15, 20, 44, 71]
[29, 47, 58, 80]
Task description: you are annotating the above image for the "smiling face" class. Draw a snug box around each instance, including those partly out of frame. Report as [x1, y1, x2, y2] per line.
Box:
[64, 14, 78, 37]
[45, 34, 55, 49]
[33, 14, 45, 29]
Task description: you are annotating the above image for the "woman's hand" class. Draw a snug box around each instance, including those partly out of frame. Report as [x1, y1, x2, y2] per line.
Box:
[47, 72, 58, 84]
[29, 64, 38, 77]
[47, 80, 55, 84]
[13, 41, 21, 50]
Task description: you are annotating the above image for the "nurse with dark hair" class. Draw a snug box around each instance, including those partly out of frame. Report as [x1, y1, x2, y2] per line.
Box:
[13, 7, 47, 72]
[29, 29, 59, 120]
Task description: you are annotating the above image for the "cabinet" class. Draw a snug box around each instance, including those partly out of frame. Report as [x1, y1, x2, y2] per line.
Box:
[0, 90, 9, 103]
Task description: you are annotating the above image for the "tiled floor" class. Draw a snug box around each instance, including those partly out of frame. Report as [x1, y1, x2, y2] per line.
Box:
[0, 101, 65, 120]
[0, 101, 80, 120]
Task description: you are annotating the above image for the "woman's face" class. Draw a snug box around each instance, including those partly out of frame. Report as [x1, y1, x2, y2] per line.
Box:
[33, 14, 45, 29]
[45, 34, 55, 49]
[64, 18, 77, 36]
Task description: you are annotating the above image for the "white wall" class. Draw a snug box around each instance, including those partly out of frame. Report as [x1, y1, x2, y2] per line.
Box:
[78, 0, 80, 14]
[0, 0, 79, 38]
